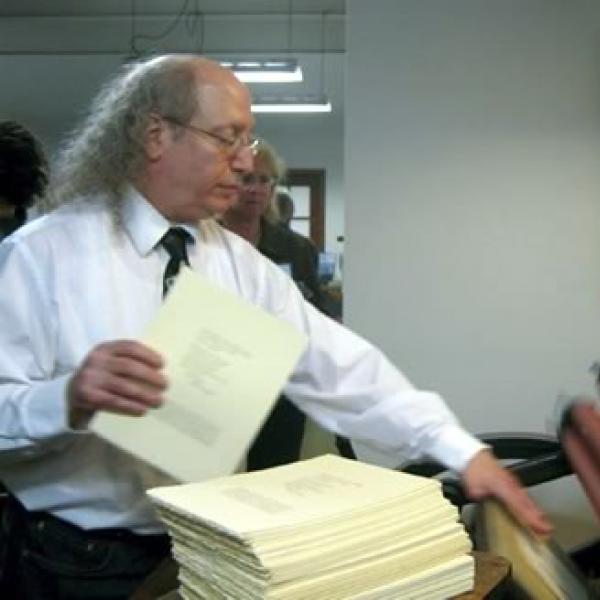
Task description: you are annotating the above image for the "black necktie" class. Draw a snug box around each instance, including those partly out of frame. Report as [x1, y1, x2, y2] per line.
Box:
[159, 227, 193, 297]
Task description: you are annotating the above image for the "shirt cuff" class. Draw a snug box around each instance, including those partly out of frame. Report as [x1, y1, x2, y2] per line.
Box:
[23, 373, 73, 439]
[425, 424, 488, 473]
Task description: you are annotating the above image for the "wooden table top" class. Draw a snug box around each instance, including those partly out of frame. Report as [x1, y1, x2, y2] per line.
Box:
[454, 551, 511, 599]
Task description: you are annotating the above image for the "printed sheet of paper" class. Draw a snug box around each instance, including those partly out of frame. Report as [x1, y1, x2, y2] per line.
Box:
[92, 268, 308, 482]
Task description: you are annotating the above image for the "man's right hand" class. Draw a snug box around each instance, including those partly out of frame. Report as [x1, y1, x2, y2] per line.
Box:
[67, 340, 167, 428]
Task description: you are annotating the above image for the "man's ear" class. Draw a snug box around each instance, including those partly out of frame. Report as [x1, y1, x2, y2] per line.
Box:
[145, 114, 170, 161]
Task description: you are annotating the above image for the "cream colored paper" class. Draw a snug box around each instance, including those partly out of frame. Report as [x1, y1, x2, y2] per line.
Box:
[92, 268, 308, 482]
[147, 455, 474, 599]
[148, 454, 444, 535]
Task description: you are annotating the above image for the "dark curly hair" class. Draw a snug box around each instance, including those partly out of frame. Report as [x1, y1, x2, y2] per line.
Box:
[0, 121, 48, 225]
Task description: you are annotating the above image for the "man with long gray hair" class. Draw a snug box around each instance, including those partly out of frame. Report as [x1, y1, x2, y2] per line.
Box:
[0, 55, 550, 597]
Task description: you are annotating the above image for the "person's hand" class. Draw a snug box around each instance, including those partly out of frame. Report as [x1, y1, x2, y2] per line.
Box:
[67, 340, 167, 428]
[461, 449, 553, 539]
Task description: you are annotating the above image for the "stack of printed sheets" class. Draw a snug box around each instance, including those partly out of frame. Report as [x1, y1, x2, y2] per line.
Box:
[147, 454, 474, 599]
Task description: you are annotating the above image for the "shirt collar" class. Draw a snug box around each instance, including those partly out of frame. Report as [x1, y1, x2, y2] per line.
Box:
[121, 187, 198, 256]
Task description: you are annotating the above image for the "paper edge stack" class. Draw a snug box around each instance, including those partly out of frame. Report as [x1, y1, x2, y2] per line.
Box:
[147, 454, 474, 599]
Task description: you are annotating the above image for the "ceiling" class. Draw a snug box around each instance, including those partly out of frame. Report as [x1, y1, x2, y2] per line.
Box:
[0, 0, 345, 142]
[0, 1, 345, 17]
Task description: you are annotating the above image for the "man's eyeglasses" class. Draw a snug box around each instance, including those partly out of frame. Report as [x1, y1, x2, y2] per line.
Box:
[163, 117, 259, 156]
[241, 173, 277, 186]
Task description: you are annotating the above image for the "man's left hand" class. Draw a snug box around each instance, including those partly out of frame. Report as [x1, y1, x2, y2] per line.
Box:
[461, 449, 553, 539]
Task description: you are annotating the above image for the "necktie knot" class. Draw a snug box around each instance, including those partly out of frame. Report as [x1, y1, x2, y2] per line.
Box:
[160, 227, 193, 265]
[159, 227, 194, 297]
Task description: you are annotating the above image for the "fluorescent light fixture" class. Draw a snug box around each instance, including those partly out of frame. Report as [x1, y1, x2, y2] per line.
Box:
[221, 59, 303, 83]
[251, 95, 332, 114]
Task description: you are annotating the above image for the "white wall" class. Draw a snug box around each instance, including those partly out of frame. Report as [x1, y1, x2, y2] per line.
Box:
[346, 0, 600, 547]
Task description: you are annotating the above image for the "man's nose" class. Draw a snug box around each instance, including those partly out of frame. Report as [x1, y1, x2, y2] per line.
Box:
[231, 145, 254, 174]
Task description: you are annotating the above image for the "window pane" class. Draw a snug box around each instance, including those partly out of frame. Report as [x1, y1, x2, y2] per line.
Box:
[289, 186, 310, 217]
[291, 218, 310, 237]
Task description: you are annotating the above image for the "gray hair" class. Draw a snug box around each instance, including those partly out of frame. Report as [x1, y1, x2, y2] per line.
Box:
[45, 55, 200, 212]
[253, 139, 286, 225]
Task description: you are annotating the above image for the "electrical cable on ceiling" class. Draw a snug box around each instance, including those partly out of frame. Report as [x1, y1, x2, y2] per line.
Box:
[129, 0, 202, 57]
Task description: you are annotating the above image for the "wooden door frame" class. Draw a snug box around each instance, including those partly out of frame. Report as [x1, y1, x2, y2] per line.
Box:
[285, 168, 326, 251]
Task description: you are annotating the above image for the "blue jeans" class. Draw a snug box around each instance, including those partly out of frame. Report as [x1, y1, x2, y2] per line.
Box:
[0, 495, 171, 599]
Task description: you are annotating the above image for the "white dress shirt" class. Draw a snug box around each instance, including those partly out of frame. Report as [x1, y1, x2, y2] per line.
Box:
[0, 188, 484, 533]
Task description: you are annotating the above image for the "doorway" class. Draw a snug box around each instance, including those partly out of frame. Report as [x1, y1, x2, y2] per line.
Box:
[286, 168, 325, 252]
